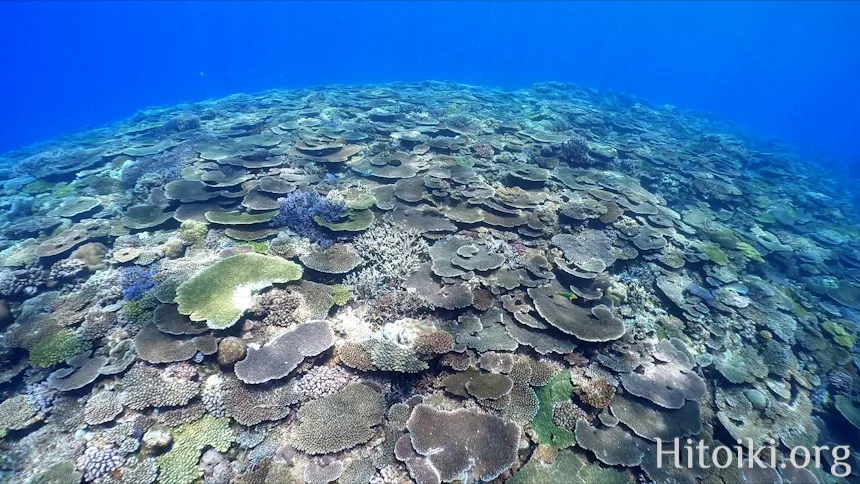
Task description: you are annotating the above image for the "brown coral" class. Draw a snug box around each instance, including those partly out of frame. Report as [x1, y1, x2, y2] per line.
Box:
[575, 377, 616, 409]
[412, 331, 455, 355]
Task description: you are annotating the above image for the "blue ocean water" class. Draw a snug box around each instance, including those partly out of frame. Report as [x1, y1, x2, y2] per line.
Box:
[1, 1, 859, 166]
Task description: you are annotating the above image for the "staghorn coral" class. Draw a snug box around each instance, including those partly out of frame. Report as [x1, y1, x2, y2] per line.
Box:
[345, 222, 429, 300]
[271, 191, 346, 247]
[120, 264, 159, 301]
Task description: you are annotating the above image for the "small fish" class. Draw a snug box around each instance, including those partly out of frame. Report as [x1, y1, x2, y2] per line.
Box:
[361, 169, 373, 177]
[556, 291, 578, 301]
[326, 173, 337, 183]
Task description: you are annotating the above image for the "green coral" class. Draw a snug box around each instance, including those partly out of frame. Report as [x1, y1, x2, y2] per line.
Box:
[344, 192, 377, 211]
[754, 212, 776, 224]
[175, 253, 303, 329]
[122, 299, 153, 324]
[823, 320, 857, 348]
[179, 220, 208, 244]
[455, 156, 475, 168]
[532, 370, 575, 448]
[331, 284, 351, 306]
[249, 241, 269, 254]
[29, 329, 92, 368]
[508, 448, 628, 484]
[204, 210, 278, 225]
[51, 183, 77, 198]
[700, 243, 728, 265]
[232, 241, 270, 254]
[22, 180, 56, 195]
[703, 226, 741, 249]
[156, 415, 233, 484]
[314, 209, 375, 232]
[735, 242, 765, 263]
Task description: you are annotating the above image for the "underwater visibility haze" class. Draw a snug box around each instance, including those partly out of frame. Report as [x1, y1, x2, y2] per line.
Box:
[2, 1, 860, 484]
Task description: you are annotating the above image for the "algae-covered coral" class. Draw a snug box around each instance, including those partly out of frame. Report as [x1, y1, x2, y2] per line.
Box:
[0, 81, 860, 483]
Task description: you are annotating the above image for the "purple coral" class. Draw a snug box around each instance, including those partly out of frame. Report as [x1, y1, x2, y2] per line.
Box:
[472, 142, 494, 159]
[120, 264, 158, 300]
[270, 191, 346, 248]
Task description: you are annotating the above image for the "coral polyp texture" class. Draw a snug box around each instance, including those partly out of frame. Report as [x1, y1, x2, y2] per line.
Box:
[0, 81, 859, 483]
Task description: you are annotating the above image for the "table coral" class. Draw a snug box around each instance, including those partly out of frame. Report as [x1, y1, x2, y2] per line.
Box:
[175, 253, 303, 329]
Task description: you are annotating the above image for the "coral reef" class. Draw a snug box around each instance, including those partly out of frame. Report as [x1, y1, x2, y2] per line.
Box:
[0, 81, 858, 484]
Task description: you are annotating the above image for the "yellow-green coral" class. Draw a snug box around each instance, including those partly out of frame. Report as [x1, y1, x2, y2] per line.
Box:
[121, 300, 152, 325]
[735, 242, 765, 263]
[51, 183, 77, 198]
[156, 415, 233, 484]
[703, 225, 741, 249]
[331, 284, 350, 306]
[179, 220, 208, 245]
[29, 329, 92, 368]
[175, 253, 303, 329]
[22, 180, 55, 195]
[754, 212, 776, 224]
[823, 320, 857, 348]
[248, 241, 269, 254]
[700, 243, 728, 265]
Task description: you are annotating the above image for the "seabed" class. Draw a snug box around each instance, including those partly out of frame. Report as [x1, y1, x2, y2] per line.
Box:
[0, 81, 858, 483]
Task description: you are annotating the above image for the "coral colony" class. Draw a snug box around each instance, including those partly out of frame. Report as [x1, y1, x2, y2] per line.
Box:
[0, 81, 859, 483]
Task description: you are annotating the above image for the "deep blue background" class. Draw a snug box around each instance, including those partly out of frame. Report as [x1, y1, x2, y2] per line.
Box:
[1, 1, 858, 165]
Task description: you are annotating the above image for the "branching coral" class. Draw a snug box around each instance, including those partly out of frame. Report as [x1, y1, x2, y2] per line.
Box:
[271, 191, 346, 247]
[121, 264, 159, 300]
[345, 222, 429, 300]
